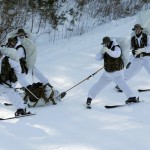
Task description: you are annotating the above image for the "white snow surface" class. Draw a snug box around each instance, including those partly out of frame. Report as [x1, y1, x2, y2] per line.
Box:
[0, 15, 150, 150]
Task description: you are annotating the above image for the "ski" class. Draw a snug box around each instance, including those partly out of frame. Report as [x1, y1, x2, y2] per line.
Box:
[117, 89, 122, 92]
[105, 104, 125, 109]
[84, 103, 92, 109]
[4, 103, 13, 106]
[138, 89, 150, 92]
[0, 113, 36, 120]
[86, 105, 91, 109]
[105, 101, 142, 109]
[116, 88, 150, 93]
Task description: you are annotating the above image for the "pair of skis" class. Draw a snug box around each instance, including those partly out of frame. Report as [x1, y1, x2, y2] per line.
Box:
[138, 89, 150, 92]
[0, 113, 36, 120]
[117, 88, 150, 92]
[108, 88, 149, 108]
[85, 99, 143, 109]
[105, 101, 143, 109]
[85, 100, 143, 109]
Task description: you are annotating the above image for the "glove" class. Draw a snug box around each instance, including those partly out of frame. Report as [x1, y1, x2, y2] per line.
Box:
[135, 48, 145, 56]
[101, 47, 111, 54]
[60, 92, 66, 98]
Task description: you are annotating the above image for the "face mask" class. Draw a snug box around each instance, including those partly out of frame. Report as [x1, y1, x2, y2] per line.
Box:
[135, 28, 142, 35]
[18, 35, 25, 42]
[103, 42, 111, 48]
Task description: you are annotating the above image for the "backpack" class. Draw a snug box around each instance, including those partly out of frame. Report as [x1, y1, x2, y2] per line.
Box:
[21, 38, 36, 69]
[111, 37, 130, 66]
[5, 29, 36, 69]
[24, 82, 57, 107]
[135, 9, 150, 35]
[0, 47, 18, 61]
[131, 10, 150, 38]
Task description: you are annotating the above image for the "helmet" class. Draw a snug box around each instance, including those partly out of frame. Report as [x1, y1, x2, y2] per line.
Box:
[17, 28, 26, 36]
[132, 24, 143, 31]
[101, 36, 111, 45]
[8, 37, 17, 47]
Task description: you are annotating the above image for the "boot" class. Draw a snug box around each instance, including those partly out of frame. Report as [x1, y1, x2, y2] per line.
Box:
[115, 85, 122, 92]
[15, 108, 31, 116]
[86, 97, 92, 109]
[51, 98, 57, 105]
[125, 97, 139, 104]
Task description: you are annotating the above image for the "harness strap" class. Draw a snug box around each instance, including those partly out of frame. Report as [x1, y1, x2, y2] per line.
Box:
[44, 83, 56, 105]
[16, 45, 26, 59]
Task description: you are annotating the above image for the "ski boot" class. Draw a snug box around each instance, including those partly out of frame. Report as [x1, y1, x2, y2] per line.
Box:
[86, 97, 92, 109]
[125, 97, 139, 104]
[15, 108, 31, 116]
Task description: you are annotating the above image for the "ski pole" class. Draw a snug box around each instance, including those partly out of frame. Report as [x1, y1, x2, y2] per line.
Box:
[23, 86, 40, 100]
[60, 67, 104, 98]
[3, 84, 40, 106]
[14, 86, 40, 100]
[3, 82, 39, 99]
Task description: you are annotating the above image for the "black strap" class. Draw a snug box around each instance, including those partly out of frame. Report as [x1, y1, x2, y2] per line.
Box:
[16, 45, 26, 59]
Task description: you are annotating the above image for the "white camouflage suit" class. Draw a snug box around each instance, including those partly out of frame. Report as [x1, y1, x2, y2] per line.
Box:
[6, 29, 49, 84]
[124, 34, 150, 80]
[0, 54, 26, 109]
[15, 40, 49, 84]
[88, 40, 136, 100]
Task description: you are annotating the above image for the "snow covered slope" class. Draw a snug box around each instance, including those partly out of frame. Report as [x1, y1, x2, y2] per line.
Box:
[0, 15, 150, 150]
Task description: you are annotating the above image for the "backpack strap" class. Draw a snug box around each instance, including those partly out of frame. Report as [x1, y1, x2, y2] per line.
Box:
[16, 45, 28, 74]
[16, 45, 26, 59]
[23, 84, 41, 107]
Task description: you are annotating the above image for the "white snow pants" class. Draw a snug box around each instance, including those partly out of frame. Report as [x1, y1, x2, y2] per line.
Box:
[16, 67, 49, 87]
[124, 56, 150, 80]
[0, 85, 25, 109]
[88, 70, 134, 99]
[28, 67, 49, 84]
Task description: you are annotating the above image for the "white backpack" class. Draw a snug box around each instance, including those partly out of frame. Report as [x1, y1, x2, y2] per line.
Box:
[135, 9, 150, 35]
[6, 29, 36, 69]
[21, 38, 37, 69]
[2, 40, 37, 69]
[111, 37, 130, 66]
[0, 47, 19, 61]
[131, 9, 150, 37]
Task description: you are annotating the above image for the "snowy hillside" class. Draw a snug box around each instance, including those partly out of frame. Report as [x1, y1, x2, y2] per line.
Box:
[0, 15, 150, 150]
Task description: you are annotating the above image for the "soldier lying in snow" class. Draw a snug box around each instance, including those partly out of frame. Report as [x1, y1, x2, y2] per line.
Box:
[22, 82, 61, 107]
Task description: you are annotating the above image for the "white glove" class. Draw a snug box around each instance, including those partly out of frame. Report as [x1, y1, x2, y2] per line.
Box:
[101, 47, 111, 54]
[135, 48, 145, 56]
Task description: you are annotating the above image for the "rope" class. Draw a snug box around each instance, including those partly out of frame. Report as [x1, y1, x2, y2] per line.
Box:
[60, 67, 104, 98]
